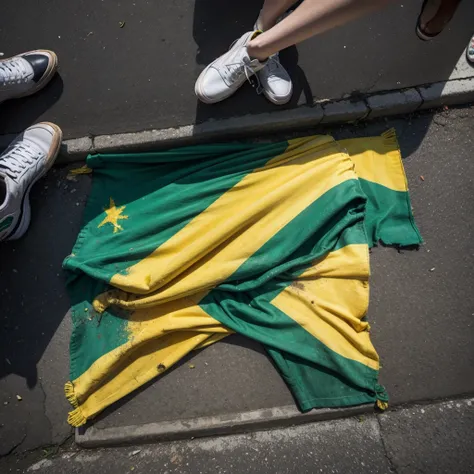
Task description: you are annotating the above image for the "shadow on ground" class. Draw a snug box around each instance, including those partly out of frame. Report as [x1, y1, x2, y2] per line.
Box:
[0, 168, 89, 388]
[0, 74, 64, 138]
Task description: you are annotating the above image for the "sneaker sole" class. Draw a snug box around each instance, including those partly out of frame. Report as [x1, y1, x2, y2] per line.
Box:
[262, 86, 293, 106]
[416, 24, 435, 41]
[8, 122, 63, 240]
[1, 50, 58, 101]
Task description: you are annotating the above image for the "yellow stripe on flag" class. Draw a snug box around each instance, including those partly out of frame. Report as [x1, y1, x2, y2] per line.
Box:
[94, 136, 357, 312]
[68, 296, 231, 425]
[271, 244, 379, 370]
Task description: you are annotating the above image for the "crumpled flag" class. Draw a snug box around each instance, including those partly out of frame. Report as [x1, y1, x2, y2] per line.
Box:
[64, 129, 421, 426]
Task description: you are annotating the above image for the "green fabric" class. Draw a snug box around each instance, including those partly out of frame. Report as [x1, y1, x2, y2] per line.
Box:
[360, 179, 423, 247]
[64, 135, 419, 415]
[65, 142, 288, 279]
[201, 183, 376, 409]
[65, 141, 288, 380]
[216, 179, 367, 290]
[67, 276, 128, 381]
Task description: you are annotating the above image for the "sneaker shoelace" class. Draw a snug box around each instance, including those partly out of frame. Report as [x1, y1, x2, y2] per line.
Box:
[266, 54, 281, 75]
[0, 141, 42, 181]
[225, 57, 262, 90]
[222, 42, 263, 94]
[0, 57, 31, 86]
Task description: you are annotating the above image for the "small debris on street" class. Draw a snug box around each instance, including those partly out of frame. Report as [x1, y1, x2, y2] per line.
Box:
[119, 21, 126, 28]
[420, 175, 425, 181]
[130, 450, 141, 457]
[189, 364, 195, 369]
[68, 165, 92, 177]
[16, 395, 22, 401]
[430, 267, 435, 272]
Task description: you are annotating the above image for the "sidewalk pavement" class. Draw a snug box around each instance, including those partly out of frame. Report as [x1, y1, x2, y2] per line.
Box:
[0, 0, 473, 145]
[2, 398, 474, 473]
[1, 107, 473, 455]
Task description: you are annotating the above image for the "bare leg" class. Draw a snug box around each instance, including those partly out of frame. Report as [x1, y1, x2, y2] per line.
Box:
[256, 0, 299, 31]
[248, 0, 392, 61]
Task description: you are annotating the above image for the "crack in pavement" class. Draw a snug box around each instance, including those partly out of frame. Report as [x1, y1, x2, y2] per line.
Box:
[0, 432, 27, 458]
[376, 414, 399, 474]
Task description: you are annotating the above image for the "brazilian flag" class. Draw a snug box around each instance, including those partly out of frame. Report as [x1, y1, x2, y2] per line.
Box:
[63, 130, 422, 426]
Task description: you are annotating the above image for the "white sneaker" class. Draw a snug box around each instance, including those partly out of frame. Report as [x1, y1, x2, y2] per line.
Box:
[195, 31, 267, 104]
[252, 16, 293, 106]
[258, 53, 293, 105]
[0, 50, 58, 103]
[0, 122, 62, 241]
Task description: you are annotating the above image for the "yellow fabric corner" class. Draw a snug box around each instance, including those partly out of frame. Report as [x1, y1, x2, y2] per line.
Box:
[67, 298, 232, 426]
[377, 399, 389, 410]
[339, 128, 407, 192]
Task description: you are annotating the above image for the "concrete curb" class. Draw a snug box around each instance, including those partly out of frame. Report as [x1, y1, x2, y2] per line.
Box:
[75, 404, 373, 448]
[1, 78, 472, 164]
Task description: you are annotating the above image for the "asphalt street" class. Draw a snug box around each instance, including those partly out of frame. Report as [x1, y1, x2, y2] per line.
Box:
[0, 0, 473, 139]
[2, 399, 474, 474]
[1, 106, 473, 458]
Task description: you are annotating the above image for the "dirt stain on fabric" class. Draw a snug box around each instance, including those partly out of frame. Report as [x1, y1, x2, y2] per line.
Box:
[290, 281, 305, 291]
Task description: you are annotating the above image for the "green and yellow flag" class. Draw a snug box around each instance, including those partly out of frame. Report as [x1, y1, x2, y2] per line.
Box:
[63, 129, 421, 426]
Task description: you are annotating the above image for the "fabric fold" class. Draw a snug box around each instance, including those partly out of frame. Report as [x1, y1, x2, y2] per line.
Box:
[64, 129, 421, 426]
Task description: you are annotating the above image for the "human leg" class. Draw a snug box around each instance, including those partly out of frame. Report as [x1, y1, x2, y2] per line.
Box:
[255, 0, 299, 31]
[195, 0, 391, 104]
[248, 0, 392, 61]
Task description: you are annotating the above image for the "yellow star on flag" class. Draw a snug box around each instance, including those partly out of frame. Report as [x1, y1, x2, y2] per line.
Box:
[98, 198, 128, 233]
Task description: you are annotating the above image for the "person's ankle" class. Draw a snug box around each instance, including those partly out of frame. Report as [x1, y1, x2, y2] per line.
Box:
[247, 37, 269, 62]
